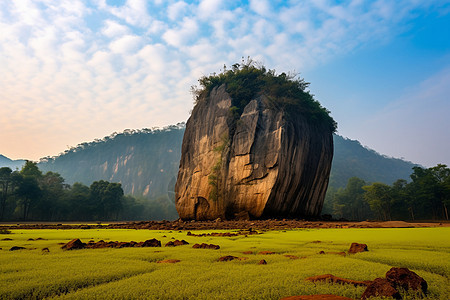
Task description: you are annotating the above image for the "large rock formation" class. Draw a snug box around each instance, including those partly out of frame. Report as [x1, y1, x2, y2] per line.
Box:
[176, 80, 333, 220]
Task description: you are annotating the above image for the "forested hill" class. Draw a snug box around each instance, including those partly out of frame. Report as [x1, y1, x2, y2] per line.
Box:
[34, 124, 416, 200]
[38, 124, 185, 200]
[329, 135, 418, 188]
[0, 155, 26, 171]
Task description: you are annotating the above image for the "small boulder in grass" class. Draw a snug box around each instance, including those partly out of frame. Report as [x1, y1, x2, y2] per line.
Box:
[361, 278, 401, 300]
[192, 243, 220, 250]
[258, 259, 267, 265]
[385, 267, 427, 294]
[61, 239, 85, 250]
[165, 240, 189, 247]
[140, 238, 161, 247]
[9, 246, 26, 251]
[348, 242, 368, 254]
[218, 255, 239, 262]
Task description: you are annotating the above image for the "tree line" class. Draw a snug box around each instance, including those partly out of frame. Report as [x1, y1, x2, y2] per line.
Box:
[323, 164, 450, 221]
[0, 161, 177, 221]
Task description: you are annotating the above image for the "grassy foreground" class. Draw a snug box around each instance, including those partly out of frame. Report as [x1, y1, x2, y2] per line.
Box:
[0, 227, 449, 299]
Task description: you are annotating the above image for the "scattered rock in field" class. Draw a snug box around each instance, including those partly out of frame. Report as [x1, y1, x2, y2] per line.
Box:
[192, 243, 220, 250]
[139, 239, 162, 247]
[218, 255, 239, 262]
[311, 241, 322, 243]
[165, 240, 189, 247]
[61, 238, 162, 250]
[348, 243, 368, 254]
[27, 238, 34, 241]
[42, 247, 49, 252]
[385, 267, 427, 294]
[1, 238, 12, 241]
[280, 295, 353, 300]
[243, 251, 253, 254]
[284, 254, 300, 259]
[305, 274, 372, 287]
[61, 238, 85, 250]
[318, 251, 325, 254]
[258, 259, 267, 265]
[258, 250, 275, 255]
[36, 237, 45, 240]
[157, 259, 181, 264]
[9, 246, 26, 251]
[361, 278, 401, 300]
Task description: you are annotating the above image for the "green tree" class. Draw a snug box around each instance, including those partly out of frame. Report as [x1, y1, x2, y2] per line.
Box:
[16, 161, 43, 220]
[89, 180, 123, 220]
[0, 167, 12, 220]
[363, 183, 393, 221]
[66, 182, 91, 220]
[409, 164, 450, 220]
[36, 171, 67, 220]
[331, 177, 370, 220]
[16, 176, 41, 220]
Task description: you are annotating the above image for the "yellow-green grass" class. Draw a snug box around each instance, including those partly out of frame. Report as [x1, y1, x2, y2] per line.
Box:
[0, 228, 449, 299]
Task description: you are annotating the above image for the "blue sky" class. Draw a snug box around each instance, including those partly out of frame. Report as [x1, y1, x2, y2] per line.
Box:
[1, 0, 449, 167]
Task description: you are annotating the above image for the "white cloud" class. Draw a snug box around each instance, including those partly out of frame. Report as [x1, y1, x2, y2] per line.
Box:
[97, 0, 151, 28]
[167, 1, 189, 21]
[249, 0, 272, 17]
[162, 17, 198, 47]
[102, 20, 130, 37]
[0, 1, 448, 161]
[109, 34, 143, 54]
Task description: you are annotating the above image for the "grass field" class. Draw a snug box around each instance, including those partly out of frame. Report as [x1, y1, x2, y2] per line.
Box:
[0, 227, 449, 299]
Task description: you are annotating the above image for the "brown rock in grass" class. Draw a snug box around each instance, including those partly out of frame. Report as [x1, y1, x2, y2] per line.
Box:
[348, 243, 368, 254]
[305, 274, 372, 287]
[218, 255, 239, 262]
[140, 238, 161, 247]
[61, 238, 85, 250]
[258, 250, 275, 255]
[284, 254, 300, 259]
[243, 251, 253, 254]
[361, 278, 401, 300]
[192, 243, 220, 250]
[42, 247, 49, 252]
[9, 246, 26, 251]
[385, 267, 427, 293]
[280, 295, 353, 300]
[258, 259, 267, 265]
[165, 240, 189, 247]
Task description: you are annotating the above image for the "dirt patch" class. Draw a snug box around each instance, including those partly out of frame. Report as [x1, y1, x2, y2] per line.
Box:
[2, 220, 448, 230]
[157, 259, 180, 264]
[280, 295, 353, 300]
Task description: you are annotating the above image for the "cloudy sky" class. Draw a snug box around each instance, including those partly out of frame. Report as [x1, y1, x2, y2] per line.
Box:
[1, 0, 449, 167]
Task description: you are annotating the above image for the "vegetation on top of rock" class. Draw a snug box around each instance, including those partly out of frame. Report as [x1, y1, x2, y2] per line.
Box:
[191, 58, 337, 132]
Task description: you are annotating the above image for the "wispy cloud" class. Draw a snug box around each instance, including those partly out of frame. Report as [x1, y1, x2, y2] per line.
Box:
[0, 0, 448, 160]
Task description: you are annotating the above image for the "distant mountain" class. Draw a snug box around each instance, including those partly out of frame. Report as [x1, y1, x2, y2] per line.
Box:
[37, 124, 417, 200]
[39, 124, 185, 200]
[0, 155, 26, 170]
[329, 135, 418, 188]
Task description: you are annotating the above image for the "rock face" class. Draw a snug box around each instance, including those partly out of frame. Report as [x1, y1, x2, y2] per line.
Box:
[175, 84, 333, 220]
